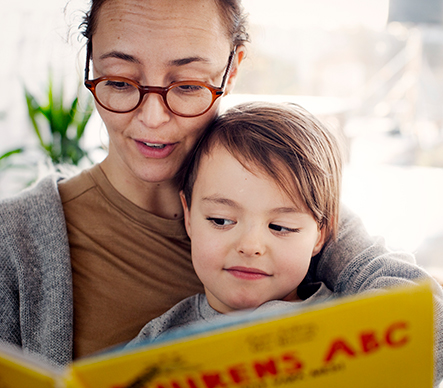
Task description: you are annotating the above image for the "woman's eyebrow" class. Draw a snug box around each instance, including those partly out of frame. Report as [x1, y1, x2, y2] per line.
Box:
[167, 56, 211, 67]
[99, 51, 210, 67]
[99, 51, 141, 64]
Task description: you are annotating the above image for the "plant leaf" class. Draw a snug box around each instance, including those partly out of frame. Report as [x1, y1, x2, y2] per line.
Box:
[0, 148, 24, 161]
[76, 97, 94, 140]
[24, 88, 45, 148]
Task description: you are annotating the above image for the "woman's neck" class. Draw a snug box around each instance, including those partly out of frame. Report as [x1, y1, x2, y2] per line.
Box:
[100, 159, 183, 220]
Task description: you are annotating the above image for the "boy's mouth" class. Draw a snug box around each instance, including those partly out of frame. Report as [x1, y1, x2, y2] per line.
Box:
[225, 266, 271, 280]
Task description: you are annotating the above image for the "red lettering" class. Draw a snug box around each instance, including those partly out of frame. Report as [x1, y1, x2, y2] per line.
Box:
[201, 373, 226, 388]
[385, 322, 409, 348]
[360, 331, 380, 354]
[281, 352, 304, 373]
[228, 364, 250, 384]
[324, 339, 357, 363]
[254, 359, 278, 378]
[153, 377, 200, 388]
[186, 378, 199, 388]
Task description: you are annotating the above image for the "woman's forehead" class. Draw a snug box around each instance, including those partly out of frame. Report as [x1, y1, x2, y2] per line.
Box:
[95, 0, 228, 45]
[92, 0, 231, 67]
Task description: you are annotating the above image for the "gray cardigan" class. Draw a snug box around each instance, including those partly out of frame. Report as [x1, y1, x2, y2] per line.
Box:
[1, 173, 442, 385]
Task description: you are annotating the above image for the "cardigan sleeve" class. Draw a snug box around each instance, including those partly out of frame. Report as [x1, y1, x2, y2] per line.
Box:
[311, 204, 416, 291]
[0, 174, 74, 367]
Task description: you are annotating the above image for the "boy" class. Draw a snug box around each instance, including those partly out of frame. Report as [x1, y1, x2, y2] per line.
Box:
[130, 101, 343, 343]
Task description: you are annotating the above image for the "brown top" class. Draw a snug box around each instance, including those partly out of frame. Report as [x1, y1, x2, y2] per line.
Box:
[58, 165, 203, 359]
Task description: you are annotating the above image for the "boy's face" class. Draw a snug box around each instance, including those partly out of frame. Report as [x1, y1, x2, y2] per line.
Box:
[181, 144, 325, 314]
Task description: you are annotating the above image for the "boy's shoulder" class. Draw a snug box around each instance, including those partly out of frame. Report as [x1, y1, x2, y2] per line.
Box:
[131, 294, 213, 344]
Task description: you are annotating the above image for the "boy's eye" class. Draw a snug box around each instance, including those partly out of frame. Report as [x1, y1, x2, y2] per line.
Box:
[269, 223, 300, 234]
[206, 217, 235, 227]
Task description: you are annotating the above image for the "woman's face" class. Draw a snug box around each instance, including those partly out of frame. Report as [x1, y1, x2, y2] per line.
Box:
[91, 0, 241, 185]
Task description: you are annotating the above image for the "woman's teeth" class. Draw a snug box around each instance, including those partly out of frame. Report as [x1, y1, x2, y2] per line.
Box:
[143, 142, 166, 149]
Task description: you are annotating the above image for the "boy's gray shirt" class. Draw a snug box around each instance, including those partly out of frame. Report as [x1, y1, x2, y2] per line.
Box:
[130, 283, 334, 345]
[1, 173, 442, 385]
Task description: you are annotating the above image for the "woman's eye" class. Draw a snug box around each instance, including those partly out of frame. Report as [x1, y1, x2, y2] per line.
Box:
[105, 80, 133, 90]
[175, 84, 205, 93]
[206, 217, 235, 228]
[269, 223, 300, 234]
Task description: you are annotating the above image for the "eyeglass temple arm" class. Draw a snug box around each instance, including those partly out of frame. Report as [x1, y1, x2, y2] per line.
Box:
[84, 41, 93, 83]
[220, 46, 238, 91]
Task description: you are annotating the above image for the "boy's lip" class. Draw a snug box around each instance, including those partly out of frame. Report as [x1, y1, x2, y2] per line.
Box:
[224, 266, 272, 280]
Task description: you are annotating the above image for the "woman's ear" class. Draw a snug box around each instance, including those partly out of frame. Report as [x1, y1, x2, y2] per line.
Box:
[225, 45, 245, 94]
[180, 191, 192, 238]
[312, 226, 327, 257]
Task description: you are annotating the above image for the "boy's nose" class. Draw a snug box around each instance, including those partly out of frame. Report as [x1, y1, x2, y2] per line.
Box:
[237, 227, 266, 257]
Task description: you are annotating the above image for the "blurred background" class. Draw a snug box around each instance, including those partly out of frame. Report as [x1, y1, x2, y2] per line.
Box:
[1, 0, 442, 277]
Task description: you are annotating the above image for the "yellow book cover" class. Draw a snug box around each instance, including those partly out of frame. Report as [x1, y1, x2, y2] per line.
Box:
[0, 282, 435, 388]
[0, 341, 61, 388]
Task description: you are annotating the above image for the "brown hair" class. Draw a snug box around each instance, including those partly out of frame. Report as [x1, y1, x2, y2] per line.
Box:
[182, 101, 343, 242]
[80, 0, 250, 48]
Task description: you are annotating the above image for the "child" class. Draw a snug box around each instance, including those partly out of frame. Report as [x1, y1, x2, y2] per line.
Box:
[131, 101, 343, 343]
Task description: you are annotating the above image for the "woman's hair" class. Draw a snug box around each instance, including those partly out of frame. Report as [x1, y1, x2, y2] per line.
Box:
[182, 101, 344, 242]
[79, 0, 250, 48]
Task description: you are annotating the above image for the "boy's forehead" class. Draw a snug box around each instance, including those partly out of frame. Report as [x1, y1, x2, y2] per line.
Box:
[196, 143, 308, 211]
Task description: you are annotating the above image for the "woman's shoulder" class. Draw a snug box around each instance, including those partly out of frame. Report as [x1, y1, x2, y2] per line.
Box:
[58, 164, 99, 203]
[0, 173, 63, 211]
[0, 165, 97, 211]
[0, 166, 93, 228]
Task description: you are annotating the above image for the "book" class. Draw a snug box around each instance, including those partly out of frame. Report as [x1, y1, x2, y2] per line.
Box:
[0, 281, 435, 388]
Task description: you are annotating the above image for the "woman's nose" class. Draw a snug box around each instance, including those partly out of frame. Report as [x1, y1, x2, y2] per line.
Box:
[137, 93, 171, 128]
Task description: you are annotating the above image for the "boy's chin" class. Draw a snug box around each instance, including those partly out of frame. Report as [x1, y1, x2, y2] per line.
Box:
[225, 298, 268, 313]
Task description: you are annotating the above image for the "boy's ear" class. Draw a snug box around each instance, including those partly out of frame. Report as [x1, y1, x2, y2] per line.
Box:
[225, 45, 245, 95]
[180, 191, 192, 238]
[312, 226, 327, 257]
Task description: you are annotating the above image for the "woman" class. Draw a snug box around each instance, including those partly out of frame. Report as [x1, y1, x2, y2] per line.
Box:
[0, 1, 441, 384]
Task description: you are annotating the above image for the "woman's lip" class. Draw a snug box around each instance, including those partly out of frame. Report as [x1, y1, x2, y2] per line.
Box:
[225, 266, 271, 280]
[134, 139, 176, 159]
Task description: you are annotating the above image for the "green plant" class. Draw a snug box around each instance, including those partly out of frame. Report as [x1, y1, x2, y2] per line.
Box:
[24, 75, 94, 166]
[0, 148, 24, 171]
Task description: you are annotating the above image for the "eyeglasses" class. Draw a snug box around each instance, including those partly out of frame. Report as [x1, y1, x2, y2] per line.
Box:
[84, 43, 237, 118]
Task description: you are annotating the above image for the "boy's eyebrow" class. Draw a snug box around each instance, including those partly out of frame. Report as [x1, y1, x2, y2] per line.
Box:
[202, 197, 305, 214]
[202, 196, 240, 209]
[272, 206, 303, 214]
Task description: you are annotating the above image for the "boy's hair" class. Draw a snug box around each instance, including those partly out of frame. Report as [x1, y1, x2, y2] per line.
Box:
[182, 101, 343, 242]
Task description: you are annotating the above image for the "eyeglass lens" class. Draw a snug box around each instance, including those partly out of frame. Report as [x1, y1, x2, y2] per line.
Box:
[95, 80, 215, 116]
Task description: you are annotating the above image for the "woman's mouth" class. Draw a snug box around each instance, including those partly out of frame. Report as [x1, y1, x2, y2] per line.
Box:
[135, 139, 175, 158]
